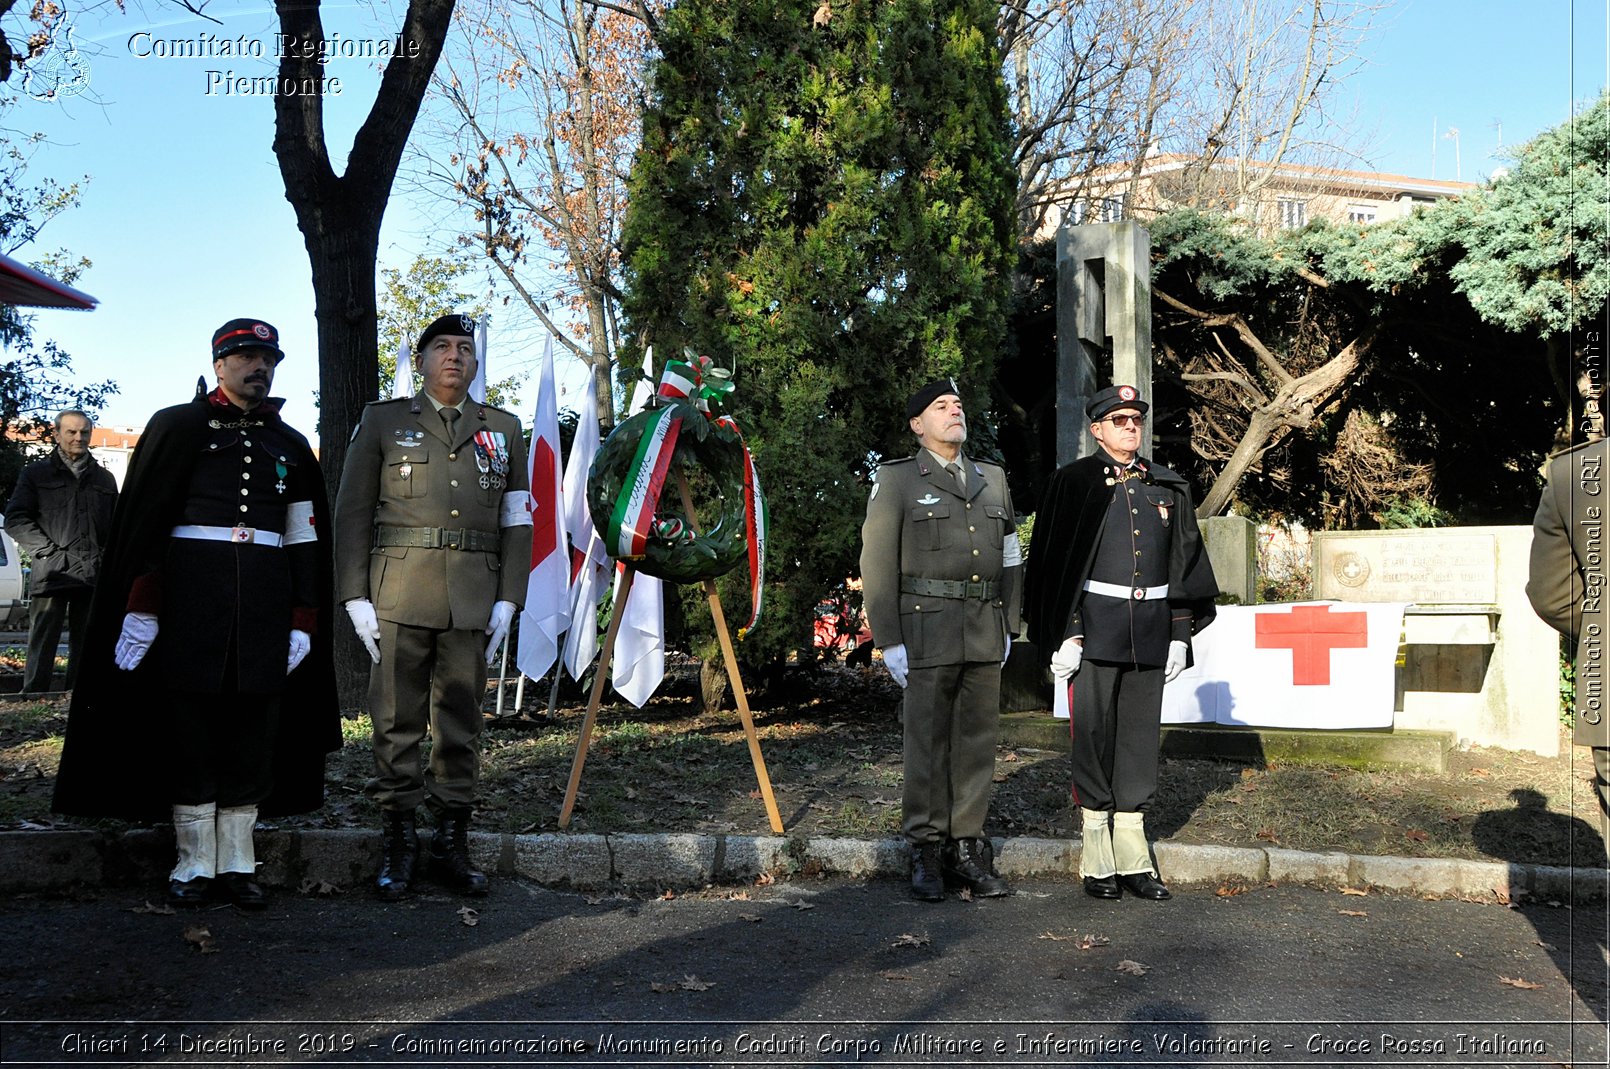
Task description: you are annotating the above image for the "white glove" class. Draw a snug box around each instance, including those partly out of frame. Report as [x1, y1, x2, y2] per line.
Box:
[345, 598, 381, 664]
[484, 600, 516, 665]
[1164, 639, 1189, 683]
[114, 612, 159, 671]
[1050, 636, 1083, 681]
[881, 643, 909, 688]
[287, 629, 312, 673]
[1001, 632, 1012, 667]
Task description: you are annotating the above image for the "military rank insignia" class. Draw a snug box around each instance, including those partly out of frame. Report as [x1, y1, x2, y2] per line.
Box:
[473, 430, 510, 490]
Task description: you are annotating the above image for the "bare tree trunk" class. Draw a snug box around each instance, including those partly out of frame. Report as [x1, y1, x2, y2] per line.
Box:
[272, 0, 457, 708]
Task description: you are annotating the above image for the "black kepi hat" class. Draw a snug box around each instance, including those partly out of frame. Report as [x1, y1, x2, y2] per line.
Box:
[906, 377, 961, 420]
[1086, 384, 1149, 422]
[211, 318, 284, 364]
[417, 313, 478, 353]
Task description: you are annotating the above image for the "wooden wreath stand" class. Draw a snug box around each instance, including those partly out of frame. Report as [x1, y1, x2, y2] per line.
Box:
[557, 474, 783, 835]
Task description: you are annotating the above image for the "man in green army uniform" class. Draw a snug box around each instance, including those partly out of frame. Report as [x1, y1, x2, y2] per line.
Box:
[335, 313, 532, 899]
[860, 378, 1022, 901]
[1527, 437, 1610, 860]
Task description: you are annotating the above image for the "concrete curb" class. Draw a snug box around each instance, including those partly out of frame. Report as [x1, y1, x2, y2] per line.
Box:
[2, 827, 1604, 904]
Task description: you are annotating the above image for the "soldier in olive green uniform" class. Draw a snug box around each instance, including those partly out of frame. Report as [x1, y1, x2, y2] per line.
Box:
[860, 379, 1022, 901]
[335, 314, 532, 899]
[1527, 438, 1610, 859]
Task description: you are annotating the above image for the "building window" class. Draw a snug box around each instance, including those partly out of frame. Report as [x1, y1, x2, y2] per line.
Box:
[1097, 195, 1126, 223]
[1277, 198, 1307, 229]
[1347, 205, 1377, 225]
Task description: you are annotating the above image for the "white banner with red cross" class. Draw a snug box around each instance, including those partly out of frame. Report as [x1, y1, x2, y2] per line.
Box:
[1158, 601, 1407, 728]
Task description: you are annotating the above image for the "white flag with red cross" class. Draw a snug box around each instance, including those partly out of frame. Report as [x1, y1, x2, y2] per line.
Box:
[515, 335, 571, 681]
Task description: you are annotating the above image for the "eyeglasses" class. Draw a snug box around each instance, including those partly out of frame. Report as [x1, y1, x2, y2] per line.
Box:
[1102, 414, 1145, 428]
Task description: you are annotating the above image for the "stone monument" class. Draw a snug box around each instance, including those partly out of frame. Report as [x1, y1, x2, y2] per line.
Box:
[1055, 219, 1153, 463]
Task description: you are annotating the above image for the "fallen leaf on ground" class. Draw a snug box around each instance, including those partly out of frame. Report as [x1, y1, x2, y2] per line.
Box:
[1115, 959, 1148, 975]
[1498, 975, 1542, 990]
[957, 886, 973, 902]
[1255, 827, 1279, 842]
[1405, 829, 1429, 842]
[1469, 767, 1491, 777]
[1340, 887, 1369, 897]
[879, 970, 913, 981]
[458, 907, 479, 927]
[1535, 940, 1557, 951]
[1076, 933, 1111, 950]
[649, 981, 676, 993]
[131, 901, 175, 916]
[182, 925, 218, 953]
[754, 872, 775, 886]
[298, 878, 342, 896]
[738, 912, 761, 923]
[1002, 751, 1019, 762]
[1215, 883, 1249, 897]
[792, 901, 815, 911]
[678, 975, 715, 991]
[727, 890, 751, 901]
[1337, 909, 1368, 917]
[891, 933, 930, 948]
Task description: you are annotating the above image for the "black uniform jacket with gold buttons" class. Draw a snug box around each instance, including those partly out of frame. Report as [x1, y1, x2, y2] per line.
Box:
[859, 452, 1022, 670]
[1023, 450, 1217, 665]
[53, 392, 340, 821]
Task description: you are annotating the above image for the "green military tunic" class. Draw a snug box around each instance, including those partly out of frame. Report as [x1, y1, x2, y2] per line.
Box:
[334, 395, 532, 813]
[859, 450, 1022, 845]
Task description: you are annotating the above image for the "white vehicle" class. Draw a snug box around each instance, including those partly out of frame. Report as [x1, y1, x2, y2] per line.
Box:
[0, 519, 26, 630]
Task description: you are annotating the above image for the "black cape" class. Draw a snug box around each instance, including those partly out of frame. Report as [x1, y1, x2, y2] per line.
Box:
[52, 394, 341, 821]
[1023, 452, 1219, 662]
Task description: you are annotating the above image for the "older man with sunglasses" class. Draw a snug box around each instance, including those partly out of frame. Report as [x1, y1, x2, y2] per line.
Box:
[1023, 384, 1217, 903]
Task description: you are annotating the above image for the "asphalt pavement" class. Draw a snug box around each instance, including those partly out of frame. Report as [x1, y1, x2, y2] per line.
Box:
[0, 875, 1604, 1068]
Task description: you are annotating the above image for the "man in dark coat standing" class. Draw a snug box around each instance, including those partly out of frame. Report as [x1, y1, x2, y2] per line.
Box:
[334, 313, 531, 900]
[860, 378, 1022, 901]
[1526, 437, 1610, 859]
[1024, 384, 1217, 902]
[52, 319, 340, 910]
[4, 409, 117, 693]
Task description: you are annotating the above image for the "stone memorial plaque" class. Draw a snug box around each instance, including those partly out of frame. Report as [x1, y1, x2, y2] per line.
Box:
[1313, 531, 1498, 604]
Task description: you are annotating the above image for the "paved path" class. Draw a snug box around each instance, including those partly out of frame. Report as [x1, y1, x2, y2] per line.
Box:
[0, 876, 1604, 1068]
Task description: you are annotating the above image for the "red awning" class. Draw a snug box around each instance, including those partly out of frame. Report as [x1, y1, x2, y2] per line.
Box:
[0, 251, 97, 310]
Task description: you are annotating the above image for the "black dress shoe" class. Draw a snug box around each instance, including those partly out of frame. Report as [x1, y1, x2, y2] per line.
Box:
[909, 842, 945, 902]
[1082, 875, 1121, 900]
[167, 876, 212, 907]
[216, 872, 269, 911]
[1118, 871, 1172, 900]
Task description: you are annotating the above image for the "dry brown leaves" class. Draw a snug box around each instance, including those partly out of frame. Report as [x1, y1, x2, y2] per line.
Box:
[1498, 975, 1542, 990]
[651, 975, 716, 993]
[182, 924, 218, 954]
[458, 907, 479, 927]
[1115, 959, 1149, 975]
[890, 933, 930, 948]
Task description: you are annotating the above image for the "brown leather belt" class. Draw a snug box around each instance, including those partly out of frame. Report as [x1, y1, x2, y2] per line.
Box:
[375, 525, 499, 552]
[900, 576, 1000, 600]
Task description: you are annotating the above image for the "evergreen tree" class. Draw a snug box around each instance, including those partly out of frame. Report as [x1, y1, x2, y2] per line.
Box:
[621, 0, 1015, 668]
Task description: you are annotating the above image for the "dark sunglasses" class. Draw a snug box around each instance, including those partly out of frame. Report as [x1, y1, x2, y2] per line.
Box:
[1102, 414, 1145, 428]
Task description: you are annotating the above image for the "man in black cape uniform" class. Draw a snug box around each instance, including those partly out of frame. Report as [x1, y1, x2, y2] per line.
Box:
[1024, 384, 1217, 902]
[53, 319, 339, 910]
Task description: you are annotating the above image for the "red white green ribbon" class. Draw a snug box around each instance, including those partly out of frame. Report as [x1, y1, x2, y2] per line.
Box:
[714, 413, 767, 635]
[657, 349, 735, 412]
[605, 405, 683, 560]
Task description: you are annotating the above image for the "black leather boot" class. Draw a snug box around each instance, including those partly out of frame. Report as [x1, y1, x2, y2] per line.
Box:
[429, 808, 489, 895]
[943, 837, 1010, 897]
[375, 809, 419, 901]
[909, 842, 945, 901]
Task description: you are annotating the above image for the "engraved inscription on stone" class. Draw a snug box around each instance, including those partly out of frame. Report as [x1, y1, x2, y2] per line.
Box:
[1314, 532, 1497, 603]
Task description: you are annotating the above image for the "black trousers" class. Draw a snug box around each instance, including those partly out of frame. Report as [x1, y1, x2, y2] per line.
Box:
[23, 588, 92, 693]
[1067, 658, 1164, 812]
[168, 692, 280, 808]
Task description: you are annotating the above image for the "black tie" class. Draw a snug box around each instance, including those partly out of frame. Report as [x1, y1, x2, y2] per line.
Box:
[441, 406, 460, 440]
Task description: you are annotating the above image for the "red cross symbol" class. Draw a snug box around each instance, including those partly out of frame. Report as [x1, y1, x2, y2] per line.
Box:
[1254, 604, 1368, 685]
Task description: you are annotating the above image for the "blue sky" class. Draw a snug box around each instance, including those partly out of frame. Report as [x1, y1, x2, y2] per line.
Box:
[9, 0, 1610, 439]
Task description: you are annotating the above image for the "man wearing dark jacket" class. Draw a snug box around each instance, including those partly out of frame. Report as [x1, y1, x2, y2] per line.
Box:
[52, 319, 340, 911]
[4, 410, 117, 693]
[1024, 384, 1218, 902]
